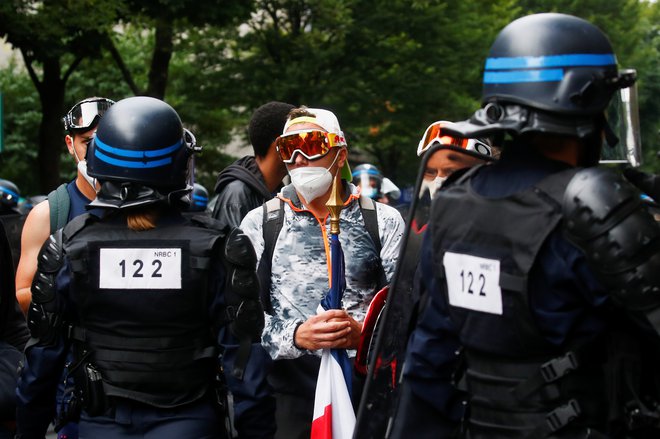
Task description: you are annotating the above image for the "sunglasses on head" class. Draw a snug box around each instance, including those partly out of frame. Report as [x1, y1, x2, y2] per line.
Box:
[417, 121, 492, 157]
[276, 130, 347, 164]
[63, 98, 115, 132]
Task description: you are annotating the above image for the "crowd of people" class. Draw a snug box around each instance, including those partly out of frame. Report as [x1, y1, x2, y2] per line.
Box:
[0, 11, 658, 439]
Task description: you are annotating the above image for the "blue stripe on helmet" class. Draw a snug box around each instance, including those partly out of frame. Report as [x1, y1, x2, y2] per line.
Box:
[484, 69, 564, 84]
[192, 194, 208, 201]
[485, 53, 617, 70]
[0, 187, 19, 199]
[94, 136, 183, 159]
[94, 149, 172, 168]
[351, 169, 381, 178]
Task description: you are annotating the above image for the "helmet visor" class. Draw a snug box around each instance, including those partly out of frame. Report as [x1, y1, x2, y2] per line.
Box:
[64, 98, 115, 132]
[276, 130, 347, 164]
[599, 69, 642, 167]
[417, 121, 492, 157]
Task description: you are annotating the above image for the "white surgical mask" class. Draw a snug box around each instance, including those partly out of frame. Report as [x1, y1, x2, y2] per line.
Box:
[71, 141, 98, 192]
[288, 153, 339, 203]
[419, 175, 447, 199]
[77, 159, 97, 191]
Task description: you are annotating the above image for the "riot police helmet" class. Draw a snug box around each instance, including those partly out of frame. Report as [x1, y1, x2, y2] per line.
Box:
[448, 13, 636, 142]
[187, 183, 210, 212]
[352, 164, 383, 200]
[87, 96, 201, 209]
[0, 179, 20, 212]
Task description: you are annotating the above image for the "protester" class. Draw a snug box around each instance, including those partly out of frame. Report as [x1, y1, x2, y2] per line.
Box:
[212, 101, 295, 229]
[390, 13, 660, 438]
[15, 96, 115, 315]
[15, 96, 272, 439]
[411, 120, 495, 232]
[13, 97, 114, 439]
[0, 220, 29, 439]
[239, 106, 405, 438]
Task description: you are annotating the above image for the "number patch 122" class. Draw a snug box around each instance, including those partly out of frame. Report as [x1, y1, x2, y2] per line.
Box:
[443, 251, 502, 315]
[99, 248, 182, 290]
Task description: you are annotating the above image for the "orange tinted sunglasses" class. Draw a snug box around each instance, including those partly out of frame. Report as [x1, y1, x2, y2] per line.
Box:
[417, 121, 492, 157]
[276, 130, 347, 164]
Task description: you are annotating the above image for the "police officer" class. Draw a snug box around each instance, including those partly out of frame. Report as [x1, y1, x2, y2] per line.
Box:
[391, 13, 660, 439]
[15, 97, 272, 439]
[0, 178, 25, 272]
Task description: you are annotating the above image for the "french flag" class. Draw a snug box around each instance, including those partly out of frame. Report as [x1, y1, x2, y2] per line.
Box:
[310, 233, 356, 439]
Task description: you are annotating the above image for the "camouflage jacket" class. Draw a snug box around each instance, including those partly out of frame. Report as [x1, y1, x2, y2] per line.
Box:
[240, 182, 405, 360]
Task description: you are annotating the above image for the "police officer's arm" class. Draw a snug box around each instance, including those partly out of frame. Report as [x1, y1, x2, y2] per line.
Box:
[392, 232, 465, 437]
[214, 228, 275, 439]
[15, 200, 51, 314]
[16, 231, 70, 439]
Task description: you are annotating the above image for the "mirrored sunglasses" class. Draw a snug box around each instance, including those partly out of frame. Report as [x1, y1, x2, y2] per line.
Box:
[417, 121, 492, 157]
[276, 130, 347, 164]
[63, 98, 115, 132]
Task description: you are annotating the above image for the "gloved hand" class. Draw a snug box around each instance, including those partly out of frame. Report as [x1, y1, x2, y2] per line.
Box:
[623, 167, 660, 200]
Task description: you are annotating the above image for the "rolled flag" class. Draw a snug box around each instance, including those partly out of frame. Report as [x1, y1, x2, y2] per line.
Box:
[311, 233, 356, 439]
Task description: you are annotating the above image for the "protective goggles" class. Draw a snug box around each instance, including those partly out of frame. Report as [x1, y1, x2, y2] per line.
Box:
[63, 98, 115, 132]
[276, 129, 347, 164]
[417, 121, 492, 157]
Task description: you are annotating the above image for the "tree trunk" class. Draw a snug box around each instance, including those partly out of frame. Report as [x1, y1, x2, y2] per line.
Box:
[37, 58, 66, 193]
[146, 17, 174, 99]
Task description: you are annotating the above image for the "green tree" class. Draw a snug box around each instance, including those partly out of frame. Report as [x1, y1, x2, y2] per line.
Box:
[198, 0, 518, 185]
[105, 0, 253, 99]
[0, 0, 120, 192]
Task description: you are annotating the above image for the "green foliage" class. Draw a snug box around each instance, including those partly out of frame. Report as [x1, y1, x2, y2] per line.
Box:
[0, 0, 659, 194]
[0, 60, 41, 195]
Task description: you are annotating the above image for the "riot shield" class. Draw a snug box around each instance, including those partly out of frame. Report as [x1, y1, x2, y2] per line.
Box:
[600, 69, 642, 167]
[354, 144, 456, 438]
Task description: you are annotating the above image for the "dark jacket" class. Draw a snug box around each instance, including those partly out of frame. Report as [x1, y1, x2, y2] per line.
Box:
[212, 156, 273, 230]
[0, 220, 28, 424]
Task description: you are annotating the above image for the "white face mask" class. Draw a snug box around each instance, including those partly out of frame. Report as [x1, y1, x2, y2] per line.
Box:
[419, 175, 447, 199]
[288, 152, 339, 203]
[71, 138, 97, 192]
[77, 159, 97, 191]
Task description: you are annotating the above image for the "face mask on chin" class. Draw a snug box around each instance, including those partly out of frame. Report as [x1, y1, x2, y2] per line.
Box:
[288, 152, 339, 204]
[71, 139, 98, 192]
[77, 159, 97, 192]
[419, 175, 447, 199]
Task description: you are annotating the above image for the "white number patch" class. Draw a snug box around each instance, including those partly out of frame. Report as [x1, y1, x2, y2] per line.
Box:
[443, 252, 502, 315]
[99, 248, 182, 290]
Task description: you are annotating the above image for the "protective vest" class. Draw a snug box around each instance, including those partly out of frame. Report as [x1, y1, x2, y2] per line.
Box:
[63, 213, 224, 408]
[430, 166, 608, 438]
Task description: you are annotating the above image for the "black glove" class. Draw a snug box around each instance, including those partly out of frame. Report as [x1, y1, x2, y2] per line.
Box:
[623, 167, 660, 200]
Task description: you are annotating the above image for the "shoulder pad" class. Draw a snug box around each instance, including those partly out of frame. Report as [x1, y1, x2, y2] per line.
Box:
[189, 214, 226, 233]
[224, 227, 257, 268]
[62, 212, 97, 241]
[563, 167, 660, 309]
[32, 229, 64, 304]
[37, 229, 64, 274]
[563, 167, 640, 232]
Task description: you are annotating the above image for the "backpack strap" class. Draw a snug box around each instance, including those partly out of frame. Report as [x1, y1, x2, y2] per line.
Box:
[358, 196, 387, 289]
[47, 183, 71, 234]
[257, 198, 285, 314]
